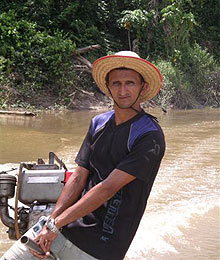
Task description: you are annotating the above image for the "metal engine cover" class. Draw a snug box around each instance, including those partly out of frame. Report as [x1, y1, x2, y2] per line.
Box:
[18, 169, 65, 205]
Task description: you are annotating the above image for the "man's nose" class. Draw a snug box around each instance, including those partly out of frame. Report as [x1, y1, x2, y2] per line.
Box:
[118, 84, 128, 95]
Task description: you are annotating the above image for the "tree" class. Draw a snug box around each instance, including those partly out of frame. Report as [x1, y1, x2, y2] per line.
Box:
[160, 0, 197, 58]
[118, 9, 150, 53]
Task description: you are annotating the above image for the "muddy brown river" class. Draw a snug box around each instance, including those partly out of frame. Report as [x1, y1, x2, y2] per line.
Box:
[0, 108, 219, 259]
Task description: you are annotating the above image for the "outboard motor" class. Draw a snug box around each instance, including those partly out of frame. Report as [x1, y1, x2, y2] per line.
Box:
[0, 152, 72, 240]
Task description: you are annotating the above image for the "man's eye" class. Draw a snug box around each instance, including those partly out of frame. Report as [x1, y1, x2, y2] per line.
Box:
[127, 81, 135, 86]
[112, 82, 120, 87]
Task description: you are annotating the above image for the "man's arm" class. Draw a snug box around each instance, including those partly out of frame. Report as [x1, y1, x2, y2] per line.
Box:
[54, 168, 136, 229]
[50, 165, 89, 219]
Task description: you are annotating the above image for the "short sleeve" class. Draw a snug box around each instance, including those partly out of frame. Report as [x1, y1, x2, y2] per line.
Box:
[116, 132, 165, 184]
[75, 123, 93, 170]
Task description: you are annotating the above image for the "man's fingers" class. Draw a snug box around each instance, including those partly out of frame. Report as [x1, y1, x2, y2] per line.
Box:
[45, 240, 52, 253]
[29, 249, 46, 259]
[39, 237, 47, 252]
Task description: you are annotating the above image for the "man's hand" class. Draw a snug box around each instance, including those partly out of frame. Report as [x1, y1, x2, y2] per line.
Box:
[30, 226, 58, 259]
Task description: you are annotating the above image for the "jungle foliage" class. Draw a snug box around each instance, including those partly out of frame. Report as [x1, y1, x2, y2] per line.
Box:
[0, 0, 219, 109]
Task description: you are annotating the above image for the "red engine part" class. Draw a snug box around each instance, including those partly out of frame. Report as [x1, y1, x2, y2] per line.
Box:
[64, 171, 73, 183]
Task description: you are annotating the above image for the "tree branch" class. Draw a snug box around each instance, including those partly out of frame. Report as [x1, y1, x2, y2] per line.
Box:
[74, 44, 101, 55]
[72, 44, 101, 72]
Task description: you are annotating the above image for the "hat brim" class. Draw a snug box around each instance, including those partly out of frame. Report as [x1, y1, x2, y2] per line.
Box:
[92, 55, 163, 102]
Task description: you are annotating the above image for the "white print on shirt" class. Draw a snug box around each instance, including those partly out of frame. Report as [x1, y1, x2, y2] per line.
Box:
[102, 189, 123, 235]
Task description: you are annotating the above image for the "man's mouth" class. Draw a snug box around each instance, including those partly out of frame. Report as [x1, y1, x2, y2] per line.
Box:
[118, 96, 130, 100]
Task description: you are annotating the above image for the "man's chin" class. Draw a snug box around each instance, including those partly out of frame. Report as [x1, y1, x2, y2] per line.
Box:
[115, 104, 133, 109]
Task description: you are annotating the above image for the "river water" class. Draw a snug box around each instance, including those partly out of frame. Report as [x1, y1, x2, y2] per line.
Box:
[0, 108, 219, 259]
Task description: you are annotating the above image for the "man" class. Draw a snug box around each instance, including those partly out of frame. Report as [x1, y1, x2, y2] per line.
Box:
[1, 51, 165, 260]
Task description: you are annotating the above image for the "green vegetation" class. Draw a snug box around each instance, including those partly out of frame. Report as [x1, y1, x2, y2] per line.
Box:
[0, 0, 219, 109]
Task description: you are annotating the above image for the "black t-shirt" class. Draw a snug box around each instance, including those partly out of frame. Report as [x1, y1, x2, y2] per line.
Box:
[62, 110, 165, 260]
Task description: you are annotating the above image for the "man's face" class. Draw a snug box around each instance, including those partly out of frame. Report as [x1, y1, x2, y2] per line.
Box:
[107, 69, 146, 109]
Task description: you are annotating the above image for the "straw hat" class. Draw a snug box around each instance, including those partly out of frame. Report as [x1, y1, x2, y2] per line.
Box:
[92, 51, 163, 102]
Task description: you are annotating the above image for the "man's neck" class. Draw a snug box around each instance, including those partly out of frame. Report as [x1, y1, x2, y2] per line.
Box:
[113, 105, 142, 125]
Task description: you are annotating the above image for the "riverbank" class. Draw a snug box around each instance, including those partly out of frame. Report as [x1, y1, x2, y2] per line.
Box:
[0, 87, 169, 113]
[0, 88, 111, 112]
[2, 87, 218, 115]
